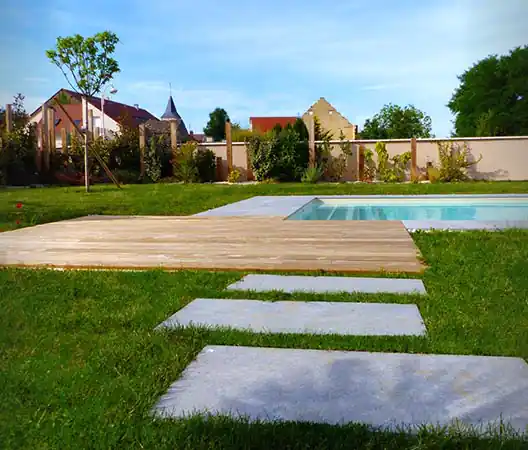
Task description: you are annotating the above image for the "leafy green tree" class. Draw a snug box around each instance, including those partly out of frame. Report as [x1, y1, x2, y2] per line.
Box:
[204, 108, 229, 142]
[448, 46, 528, 137]
[46, 31, 120, 191]
[360, 104, 433, 139]
[293, 118, 309, 141]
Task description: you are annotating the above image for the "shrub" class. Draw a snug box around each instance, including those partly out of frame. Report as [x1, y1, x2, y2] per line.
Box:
[89, 136, 112, 176]
[0, 124, 38, 186]
[247, 127, 309, 182]
[194, 147, 216, 182]
[232, 127, 259, 142]
[173, 142, 198, 183]
[106, 120, 140, 172]
[437, 141, 482, 182]
[374, 142, 411, 182]
[247, 134, 278, 181]
[144, 136, 162, 182]
[315, 128, 355, 182]
[227, 168, 241, 183]
[301, 165, 323, 183]
[362, 147, 376, 181]
[114, 169, 140, 184]
[427, 166, 441, 182]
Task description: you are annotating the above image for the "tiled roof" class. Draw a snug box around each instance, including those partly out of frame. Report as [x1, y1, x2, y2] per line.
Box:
[30, 88, 159, 127]
[249, 116, 298, 132]
[189, 132, 205, 142]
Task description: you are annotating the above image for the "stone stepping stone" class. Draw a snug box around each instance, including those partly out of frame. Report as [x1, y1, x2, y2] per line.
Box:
[152, 345, 528, 433]
[227, 274, 427, 295]
[156, 299, 426, 336]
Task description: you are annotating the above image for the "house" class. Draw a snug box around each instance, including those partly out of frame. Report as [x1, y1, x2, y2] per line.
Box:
[249, 116, 298, 133]
[29, 88, 159, 148]
[303, 97, 357, 140]
[249, 97, 357, 139]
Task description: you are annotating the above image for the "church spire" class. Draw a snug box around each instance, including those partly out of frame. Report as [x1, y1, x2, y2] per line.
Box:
[161, 94, 182, 121]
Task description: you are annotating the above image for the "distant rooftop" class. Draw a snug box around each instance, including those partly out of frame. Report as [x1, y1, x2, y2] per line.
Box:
[249, 116, 298, 133]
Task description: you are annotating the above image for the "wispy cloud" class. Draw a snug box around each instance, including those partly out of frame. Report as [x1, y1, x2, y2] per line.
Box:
[124, 81, 306, 126]
[24, 77, 49, 84]
[360, 84, 403, 92]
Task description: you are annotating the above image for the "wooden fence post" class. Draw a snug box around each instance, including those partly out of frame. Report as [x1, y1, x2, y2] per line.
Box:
[225, 119, 233, 174]
[410, 137, 417, 181]
[88, 109, 94, 140]
[215, 156, 223, 181]
[34, 126, 41, 171]
[358, 145, 365, 181]
[5, 104, 13, 132]
[308, 113, 315, 168]
[246, 145, 254, 181]
[48, 108, 56, 161]
[60, 128, 67, 153]
[170, 120, 178, 175]
[139, 123, 146, 179]
[41, 103, 49, 171]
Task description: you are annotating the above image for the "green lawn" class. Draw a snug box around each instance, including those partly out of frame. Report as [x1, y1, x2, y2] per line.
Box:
[1, 180, 528, 231]
[1, 182, 528, 449]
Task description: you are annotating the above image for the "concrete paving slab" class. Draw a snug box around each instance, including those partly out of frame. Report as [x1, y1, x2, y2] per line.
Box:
[156, 299, 427, 336]
[227, 274, 427, 295]
[194, 196, 315, 217]
[153, 345, 528, 433]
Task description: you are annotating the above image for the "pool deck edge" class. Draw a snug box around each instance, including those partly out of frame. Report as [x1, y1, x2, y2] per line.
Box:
[194, 195, 528, 231]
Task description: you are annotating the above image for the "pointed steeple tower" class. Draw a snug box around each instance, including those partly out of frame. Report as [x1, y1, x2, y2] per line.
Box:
[161, 95, 182, 121]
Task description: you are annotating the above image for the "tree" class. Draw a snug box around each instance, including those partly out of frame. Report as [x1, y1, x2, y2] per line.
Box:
[0, 93, 28, 130]
[46, 31, 120, 191]
[360, 104, 433, 139]
[293, 118, 309, 141]
[203, 108, 229, 142]
[448, 46, 528, 137]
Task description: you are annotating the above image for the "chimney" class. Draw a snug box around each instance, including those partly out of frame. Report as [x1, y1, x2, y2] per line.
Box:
[134, 104, 139, 110]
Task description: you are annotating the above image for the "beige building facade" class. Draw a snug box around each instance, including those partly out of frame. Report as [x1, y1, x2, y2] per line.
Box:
[302, 97, 357, 140]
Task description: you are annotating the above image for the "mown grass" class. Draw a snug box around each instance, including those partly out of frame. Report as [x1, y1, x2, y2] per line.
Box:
[1, 180, 527, 231]
[1, 230, 528, 449]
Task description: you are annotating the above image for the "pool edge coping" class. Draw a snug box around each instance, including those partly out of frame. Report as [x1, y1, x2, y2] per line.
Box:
[195, 194, 528, 231]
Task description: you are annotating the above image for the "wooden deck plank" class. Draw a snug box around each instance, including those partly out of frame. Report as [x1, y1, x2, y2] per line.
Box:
[0, 216, 425, 273]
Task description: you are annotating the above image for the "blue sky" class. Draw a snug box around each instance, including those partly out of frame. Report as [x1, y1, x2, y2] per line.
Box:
[1, 0, 527, 137]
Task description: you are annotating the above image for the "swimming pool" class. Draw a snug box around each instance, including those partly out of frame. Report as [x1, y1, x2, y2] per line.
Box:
[288, 197, 528, 222]
[196, 194, 528, 230]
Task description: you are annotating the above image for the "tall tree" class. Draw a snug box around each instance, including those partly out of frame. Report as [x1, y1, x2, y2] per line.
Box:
[360, 104, 433, 139]
[204, 108, 229, 142]
[46, 31, 120, 191]
[448, 46, 528, 137]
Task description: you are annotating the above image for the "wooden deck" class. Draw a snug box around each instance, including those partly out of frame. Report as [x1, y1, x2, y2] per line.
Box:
[0, 216, 425, 273]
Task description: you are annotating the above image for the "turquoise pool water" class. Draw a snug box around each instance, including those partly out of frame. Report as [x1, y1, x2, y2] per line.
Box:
[288, 199, 528, 221]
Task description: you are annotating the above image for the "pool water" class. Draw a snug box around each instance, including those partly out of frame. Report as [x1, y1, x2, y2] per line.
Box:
[288, 199, 528, 221]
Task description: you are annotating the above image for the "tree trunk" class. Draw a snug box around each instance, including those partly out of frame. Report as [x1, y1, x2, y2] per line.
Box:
[83, 96, 90, 192]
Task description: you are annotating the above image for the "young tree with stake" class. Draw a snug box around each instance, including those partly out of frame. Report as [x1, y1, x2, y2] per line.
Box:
[46, 31, 120, 192]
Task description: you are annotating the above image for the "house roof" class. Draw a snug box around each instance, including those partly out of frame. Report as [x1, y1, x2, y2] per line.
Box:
[30, 88, 159, 127]
[161, 95, 182, 121]
[189, 132, 205, 142]
[249, 116, 298, 132]
[304, 97, 354, 127]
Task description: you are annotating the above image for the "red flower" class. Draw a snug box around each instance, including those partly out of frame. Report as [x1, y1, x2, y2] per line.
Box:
[16, 220, 21, 225]
[16, 202, 23, 209]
